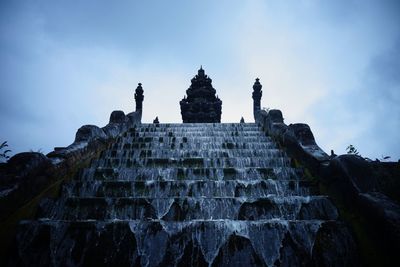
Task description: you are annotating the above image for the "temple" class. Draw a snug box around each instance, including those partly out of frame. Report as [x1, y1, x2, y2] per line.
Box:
[180, 66, 222, 123]
[1, 67, 399, 267]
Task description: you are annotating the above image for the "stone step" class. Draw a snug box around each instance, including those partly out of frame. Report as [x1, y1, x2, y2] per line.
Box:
[136, 122, 258, 128]
[95, 157, 291, 169]
[39, 196, 337, 221]
[105, 148, 286, 158]
[63, 179, 312, 198]
[129, 127, 264, 134]
[16, 219, 352, 267]
[111, 143, 279, 151]
[117, 136, 273, 143]
[86, 166, 301, 181]
[124, 131, 268, 137]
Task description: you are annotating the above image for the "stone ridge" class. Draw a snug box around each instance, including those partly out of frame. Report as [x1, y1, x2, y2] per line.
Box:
[12, 123, 358, 266]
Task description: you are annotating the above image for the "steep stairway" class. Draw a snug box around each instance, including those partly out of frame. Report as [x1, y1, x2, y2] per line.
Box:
[14, 123, 356, 266]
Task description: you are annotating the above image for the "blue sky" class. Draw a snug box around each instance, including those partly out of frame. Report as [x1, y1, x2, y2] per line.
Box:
[1, 0, 399, 160]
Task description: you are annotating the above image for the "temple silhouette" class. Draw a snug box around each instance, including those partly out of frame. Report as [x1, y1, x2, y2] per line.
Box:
[0, 67, 399, 267]
[180, 66, 222, 123]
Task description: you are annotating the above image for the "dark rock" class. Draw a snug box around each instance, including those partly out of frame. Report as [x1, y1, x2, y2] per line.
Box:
[298, 197, 339, 220]
[324, 155, 378, 197]
[5, 152, 50, 178]
[0, 152, 51, 192]
[312, 221, 359, 267]
[0, 152, 52, 221]
[238, 199, 274, 220]
[288, 123, 316, 146]
[126, 111, 141, 125]
[102, 123, 124, 138]
[279, 233, 312, 267]
[268, 109, 283, 123]
[212, 235, 265, 267]
[13, 221, 139, 266]
[321, 155, 400, 266]
[175, 240, 208, 267]
[358, 192, 400, 258]
[109, 110, 126, 124]
[74, 125, 107, 143]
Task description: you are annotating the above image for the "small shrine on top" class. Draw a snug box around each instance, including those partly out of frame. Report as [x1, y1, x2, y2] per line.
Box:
[180, 66, 222, 123]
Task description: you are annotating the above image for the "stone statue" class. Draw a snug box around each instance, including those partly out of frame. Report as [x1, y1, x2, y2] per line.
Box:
[252, 78, 262, 119]
[135, 83, 144, 112]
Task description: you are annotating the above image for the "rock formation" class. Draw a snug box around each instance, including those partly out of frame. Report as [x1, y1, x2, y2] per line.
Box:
[0, 72, 398, 267]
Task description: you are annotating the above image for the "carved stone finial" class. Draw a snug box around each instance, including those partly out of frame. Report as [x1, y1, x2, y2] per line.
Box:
[240, 117, 245, 123]
[153, 116, 159, 124]
[135, 83, 144, 112]
[252, 78, 262, 120]
[198, 66, 205, 77]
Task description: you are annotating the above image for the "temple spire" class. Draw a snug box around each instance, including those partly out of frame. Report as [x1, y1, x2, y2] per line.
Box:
[180, 67, 222, 123]
[198, 65, 205, 77]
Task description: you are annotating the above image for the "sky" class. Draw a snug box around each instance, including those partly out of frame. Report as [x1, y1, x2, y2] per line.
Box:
[0, 0, 399, 160]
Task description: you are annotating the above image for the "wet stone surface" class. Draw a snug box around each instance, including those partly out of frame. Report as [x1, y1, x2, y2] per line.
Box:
[13, 123, 357, 266]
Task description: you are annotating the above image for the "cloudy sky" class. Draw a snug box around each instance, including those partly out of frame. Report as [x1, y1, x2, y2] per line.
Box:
[1, 0, 399, 160]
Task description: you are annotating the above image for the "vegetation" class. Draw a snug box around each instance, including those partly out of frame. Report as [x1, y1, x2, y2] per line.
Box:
[346, 144, 359, 155]
[0, 141, 11, 162]
[346, 144, 394, 162]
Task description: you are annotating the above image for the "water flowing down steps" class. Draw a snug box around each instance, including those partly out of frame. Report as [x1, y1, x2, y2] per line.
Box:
[13, 123, 357, 267]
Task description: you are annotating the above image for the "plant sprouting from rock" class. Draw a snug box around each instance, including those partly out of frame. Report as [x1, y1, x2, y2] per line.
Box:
[380, 155, 391, 162]
[0, 141, 11, 162]
[346, 144, 359, 155]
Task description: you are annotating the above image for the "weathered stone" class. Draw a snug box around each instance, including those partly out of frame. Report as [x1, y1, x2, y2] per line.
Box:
[288, 123, 316, 146]
[5, 152, 50, 178]
[135, 83, 144, 112]
[109, 110, 126, 124]
[321, 155, 400, 266]
[74, 125, 107, 143]
[312, 221, 359, 267]
[0, 152, 52, 221]
[252, 78, 262, 119]
[212, 235, 265, 267]
[268, 109, 283, 123]
[102, 123, 124, 138]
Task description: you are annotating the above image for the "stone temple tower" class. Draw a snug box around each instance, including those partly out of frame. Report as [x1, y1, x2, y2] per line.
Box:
[180, 66, 222, 123]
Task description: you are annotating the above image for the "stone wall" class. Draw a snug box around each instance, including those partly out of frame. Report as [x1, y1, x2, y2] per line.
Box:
[0, 110, 141, 262]
[255, 109, 400, 266]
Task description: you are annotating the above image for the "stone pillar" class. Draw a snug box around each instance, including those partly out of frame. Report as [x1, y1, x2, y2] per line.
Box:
[134, 83, 144, 113]
[252, 78, 262, 120]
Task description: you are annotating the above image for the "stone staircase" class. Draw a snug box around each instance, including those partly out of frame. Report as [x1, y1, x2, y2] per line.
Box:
[14, 123, 356, 266]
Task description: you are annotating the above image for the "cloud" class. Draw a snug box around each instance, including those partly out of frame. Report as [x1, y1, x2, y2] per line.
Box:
[1, 0, 399, 160]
